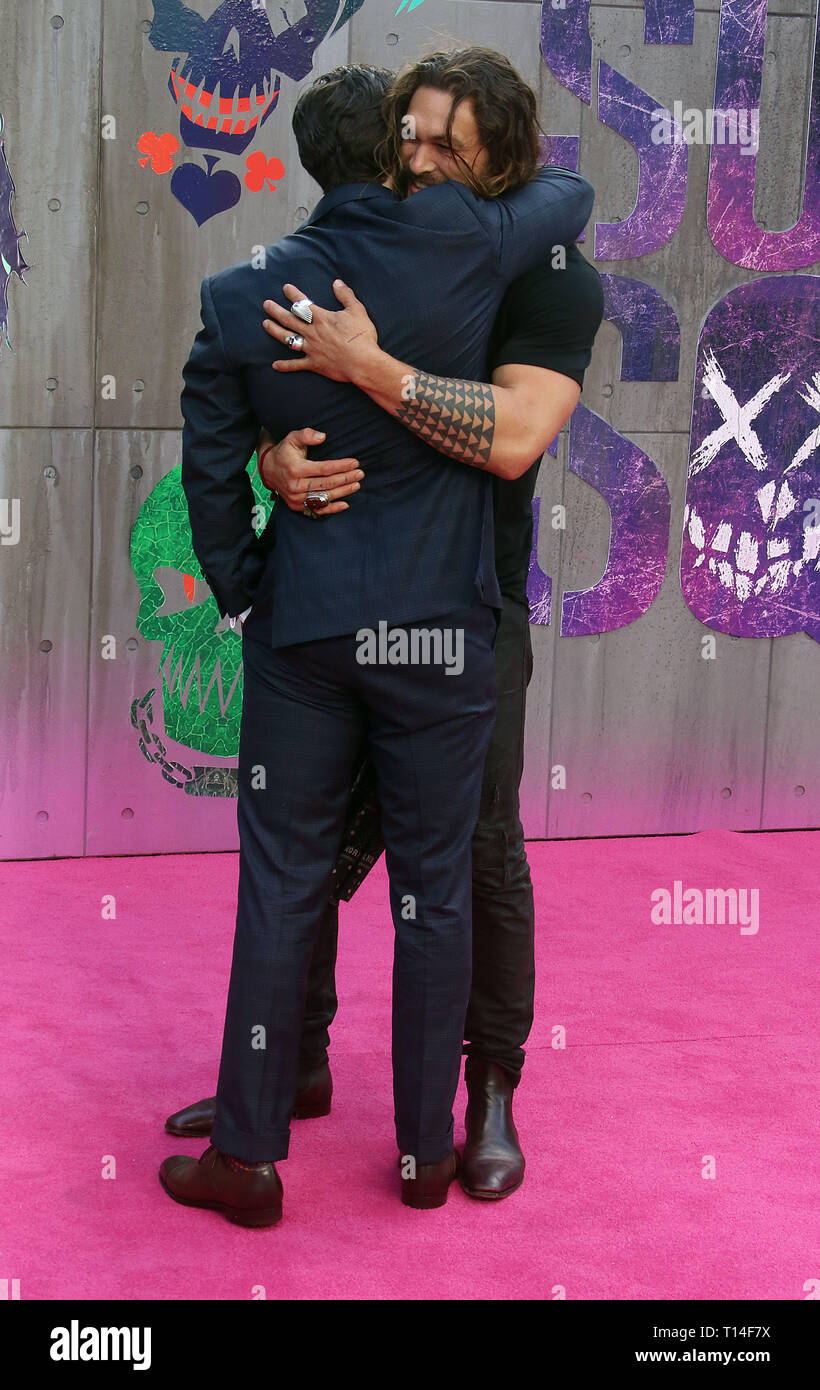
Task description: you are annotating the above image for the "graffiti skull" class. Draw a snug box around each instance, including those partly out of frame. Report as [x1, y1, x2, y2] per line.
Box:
[130, 457, 273, 757]
[149, 0, 367, 156]
[681, 276, 820, 642]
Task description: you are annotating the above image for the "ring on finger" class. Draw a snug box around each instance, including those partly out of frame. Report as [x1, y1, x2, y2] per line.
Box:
[284, 332, 304, 351]
[291, 298, 314, 323]
[305, 489, 330, 512]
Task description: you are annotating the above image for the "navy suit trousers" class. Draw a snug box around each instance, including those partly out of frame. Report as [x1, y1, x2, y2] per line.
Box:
[211, 602, 497, 1165]
[295, 596, 537, 1086]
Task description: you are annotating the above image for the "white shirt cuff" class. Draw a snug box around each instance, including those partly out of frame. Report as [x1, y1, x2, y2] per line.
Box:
[229, 604, 253, 630]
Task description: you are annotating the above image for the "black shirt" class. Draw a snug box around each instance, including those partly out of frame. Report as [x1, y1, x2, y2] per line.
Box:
[485, 243, 605, 604]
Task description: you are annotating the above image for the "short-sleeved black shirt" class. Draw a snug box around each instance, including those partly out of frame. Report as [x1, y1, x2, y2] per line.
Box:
[485, 243, 604, 603]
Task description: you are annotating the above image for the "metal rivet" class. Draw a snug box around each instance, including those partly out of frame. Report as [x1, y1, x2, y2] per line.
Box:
[48, 198, 61, 212]
[134, 380, 145, 392]
[139, 19, 152, 33]
[581, 792, 593, 802]
[721, 787, 733, 799]
[619, 45, 631, 58]
[795, 785, 806, 797]
[40, 640, 53, 653]
[126, 638, 139, 652]
[43, 466, 57, 481]
[121, 808, 135, 820]
[136, 201, 150, 216]
[602, 384, 613, 397]
[386, 33, 399, 46]
[130, 465, 144, 481]
[295, 206, 308, 220]
[46, 378, 58, 391]
[50, 15, 64, 29]
[36, 810, 49, 822]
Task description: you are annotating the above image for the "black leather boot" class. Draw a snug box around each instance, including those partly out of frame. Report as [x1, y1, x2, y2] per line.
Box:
[399, 1149, 461, 1209]
[164, 1060, 332, 1137]
[460, 1056, 525, 1200]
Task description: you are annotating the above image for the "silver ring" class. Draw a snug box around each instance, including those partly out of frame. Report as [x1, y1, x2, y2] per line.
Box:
[284, 332, 304, 351]
[291, 298, 314, 324]
[305, 489, 330, 512]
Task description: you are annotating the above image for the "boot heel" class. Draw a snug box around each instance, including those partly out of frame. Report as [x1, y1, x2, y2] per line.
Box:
[291, 1069, 332, 1119]
[401, 1185, 449, 1210]
[400, 1151, 460, 1209]
[292, 1097, 331, 1119]
[225, 1205, 283, 1228]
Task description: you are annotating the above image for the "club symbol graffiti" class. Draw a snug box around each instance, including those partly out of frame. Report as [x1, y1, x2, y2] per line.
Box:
[145, 0, 368, 224]
[244, 151, 285, 191]
[137, 130, 180, 174]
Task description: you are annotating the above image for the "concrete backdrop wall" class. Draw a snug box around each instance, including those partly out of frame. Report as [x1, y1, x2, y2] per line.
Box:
[0, 0, 818, 859]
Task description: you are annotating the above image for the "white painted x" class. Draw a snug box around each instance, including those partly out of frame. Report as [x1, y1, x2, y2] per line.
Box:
[786, 370, 820, 473]
[689, 349, 790, 476]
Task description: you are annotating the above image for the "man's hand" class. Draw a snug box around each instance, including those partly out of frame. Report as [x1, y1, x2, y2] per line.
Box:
[262, 280, 379, 382]
[256, 425, 363, 514]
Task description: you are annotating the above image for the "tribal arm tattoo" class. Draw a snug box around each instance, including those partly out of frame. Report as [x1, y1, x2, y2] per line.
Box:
[393, 371, 496, 469]
[348, 346, 578, 481]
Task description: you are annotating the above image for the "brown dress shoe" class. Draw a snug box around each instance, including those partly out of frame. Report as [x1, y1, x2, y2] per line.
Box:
[164, 1061, 333, 1137]
[399, 1149, 461, 1209]
[460, 1057, 525, 1200]
[159, 1145, 283, 1227]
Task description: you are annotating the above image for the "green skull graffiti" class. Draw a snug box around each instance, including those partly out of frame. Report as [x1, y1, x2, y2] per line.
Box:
[130, 456, 273, 759]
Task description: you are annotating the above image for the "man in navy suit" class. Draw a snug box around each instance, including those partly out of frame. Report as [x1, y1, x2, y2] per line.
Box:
[160, 60, 592, 1225]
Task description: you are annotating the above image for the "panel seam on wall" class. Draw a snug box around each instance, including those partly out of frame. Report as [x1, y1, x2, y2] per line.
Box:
[758, 637, 777, 830]
[83, 0, 105, 855]
[544, 433, 567, 838]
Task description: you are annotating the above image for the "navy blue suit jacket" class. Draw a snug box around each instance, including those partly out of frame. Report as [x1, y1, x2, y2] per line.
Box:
[180, 169, 593, 647]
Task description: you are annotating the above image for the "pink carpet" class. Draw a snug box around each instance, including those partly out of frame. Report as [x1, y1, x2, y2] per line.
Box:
[2, 828, 817, 1300]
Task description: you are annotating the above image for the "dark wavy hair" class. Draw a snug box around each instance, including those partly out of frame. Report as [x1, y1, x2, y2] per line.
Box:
[376, 47, 542, 198]
[292, 64, 395, 193]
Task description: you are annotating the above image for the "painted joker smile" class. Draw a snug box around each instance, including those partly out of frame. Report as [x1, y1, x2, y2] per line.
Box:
[168, 63, 280, 138]
[150, 0, 366, 156]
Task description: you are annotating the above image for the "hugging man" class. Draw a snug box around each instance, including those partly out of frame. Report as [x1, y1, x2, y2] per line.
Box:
[164, 50, 599, 1225]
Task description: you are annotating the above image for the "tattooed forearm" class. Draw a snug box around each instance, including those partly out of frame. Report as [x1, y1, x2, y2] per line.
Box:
[394, 372, 496, 468]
